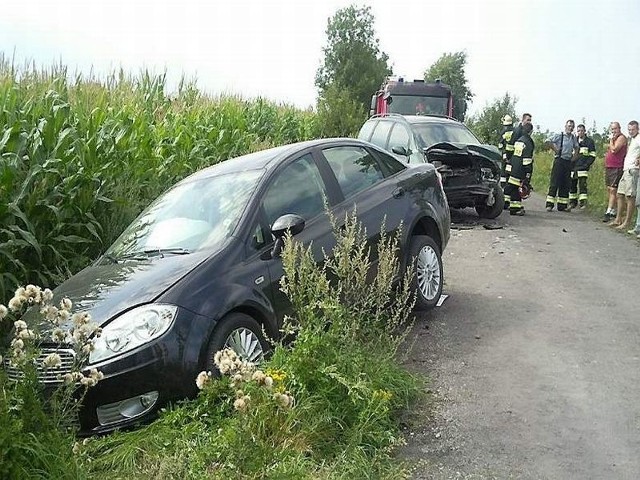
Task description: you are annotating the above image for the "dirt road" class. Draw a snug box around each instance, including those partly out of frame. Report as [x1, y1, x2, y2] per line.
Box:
[402, 193, 640, 479]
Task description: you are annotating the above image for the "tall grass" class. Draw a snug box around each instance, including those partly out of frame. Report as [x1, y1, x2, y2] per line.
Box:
[0, 58, 318, 303]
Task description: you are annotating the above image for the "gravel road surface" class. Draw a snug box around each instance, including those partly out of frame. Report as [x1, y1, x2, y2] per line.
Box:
[401, 193, 640, 479]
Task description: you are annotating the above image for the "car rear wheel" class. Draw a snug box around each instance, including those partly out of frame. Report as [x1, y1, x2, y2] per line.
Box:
[205, 312, 270, 372]
[409, 235, 443, 310]
[476, 184, 504, 219]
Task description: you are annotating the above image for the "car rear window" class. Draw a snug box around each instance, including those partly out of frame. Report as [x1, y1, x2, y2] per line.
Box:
[369, 121, 393, 149]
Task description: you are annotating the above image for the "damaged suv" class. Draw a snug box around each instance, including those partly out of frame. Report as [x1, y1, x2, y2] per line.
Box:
[358, 114, 504, 219]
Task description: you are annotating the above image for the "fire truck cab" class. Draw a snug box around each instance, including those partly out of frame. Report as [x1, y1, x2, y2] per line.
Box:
[370, 77, 454, 118]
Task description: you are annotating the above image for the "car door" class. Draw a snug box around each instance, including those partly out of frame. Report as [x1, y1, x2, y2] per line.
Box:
[246, 152, 339, 327]
[317, 144, 410, 275]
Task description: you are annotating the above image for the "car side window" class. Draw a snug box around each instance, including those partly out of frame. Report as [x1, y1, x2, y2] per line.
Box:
[358, 120, 376, 142]
[374, 149, 406, 176]
[388, 123, 410, 152]
[322, 146, 385, 199]
[262, 154, 327, 227]
[369, 121, 393, 149]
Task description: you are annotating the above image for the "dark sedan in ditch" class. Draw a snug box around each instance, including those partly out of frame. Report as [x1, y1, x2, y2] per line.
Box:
[28, 138, 450, 434]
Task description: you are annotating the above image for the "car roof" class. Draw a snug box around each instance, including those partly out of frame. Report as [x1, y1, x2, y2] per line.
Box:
[176, 138, 374, 185]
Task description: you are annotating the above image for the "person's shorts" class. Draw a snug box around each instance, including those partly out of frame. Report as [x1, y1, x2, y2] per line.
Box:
[605, 167, 624, 187]
[617, 169, 639, 197]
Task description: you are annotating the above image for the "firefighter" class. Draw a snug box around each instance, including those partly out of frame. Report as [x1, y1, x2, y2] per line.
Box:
[498, 115, 514, 187]
[503, 113, 532, 209]
[504, 122, 534, 216]
[545, 120, 579, 212]
[569, 124, 597, 209]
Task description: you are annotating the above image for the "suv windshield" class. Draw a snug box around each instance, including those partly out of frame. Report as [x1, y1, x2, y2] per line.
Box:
[411, 122, 481, 148]
[106, 169, 263, 259]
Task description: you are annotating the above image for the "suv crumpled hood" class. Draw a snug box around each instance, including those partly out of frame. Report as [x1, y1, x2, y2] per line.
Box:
[425, 142, 501, 174]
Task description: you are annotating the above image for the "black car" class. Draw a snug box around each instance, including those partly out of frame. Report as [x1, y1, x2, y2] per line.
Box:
[358, 114, 505, 219]
[27, 138, 450, 434]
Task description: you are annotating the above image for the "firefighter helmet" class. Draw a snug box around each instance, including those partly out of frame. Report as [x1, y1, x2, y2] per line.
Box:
[502, 114, 513, 126]
[519, 182, 531, 199]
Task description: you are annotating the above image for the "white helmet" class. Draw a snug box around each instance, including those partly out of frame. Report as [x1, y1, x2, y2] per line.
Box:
[502, 114, 513, 126]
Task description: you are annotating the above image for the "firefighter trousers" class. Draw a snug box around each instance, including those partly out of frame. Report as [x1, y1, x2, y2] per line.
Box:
[570, 169, 589, 207]
[546, 158, 572, 211]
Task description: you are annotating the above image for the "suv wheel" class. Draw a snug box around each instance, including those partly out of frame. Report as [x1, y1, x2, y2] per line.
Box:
[409, 235, 443, 310]
[476, 184, 505, 219]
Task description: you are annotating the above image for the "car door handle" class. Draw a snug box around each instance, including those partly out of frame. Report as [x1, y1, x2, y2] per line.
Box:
[392, 187, 405, 198]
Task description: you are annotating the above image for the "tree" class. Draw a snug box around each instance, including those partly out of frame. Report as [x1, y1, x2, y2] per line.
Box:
[315, 5, 391, 114]
[466, 93, 518, 144]
[315, 84, 367, 138]
[424, 52, 473, 121]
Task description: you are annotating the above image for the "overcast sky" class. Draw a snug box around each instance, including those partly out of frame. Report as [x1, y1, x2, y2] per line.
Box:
[1, 0, 638, 133]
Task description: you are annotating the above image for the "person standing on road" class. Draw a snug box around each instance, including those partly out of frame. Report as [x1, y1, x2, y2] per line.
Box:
[602, 122, 627, 222]
[545, 119, 579, 212]
[504, 122, 534, 216]
[569, 124, 597, 209]
[504, 113, 532, 210]
[609, 120, 640, 230]
[498, 115, 514, 187]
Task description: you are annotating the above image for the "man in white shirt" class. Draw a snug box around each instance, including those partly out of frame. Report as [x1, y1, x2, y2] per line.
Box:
[610, 120, 640, 230]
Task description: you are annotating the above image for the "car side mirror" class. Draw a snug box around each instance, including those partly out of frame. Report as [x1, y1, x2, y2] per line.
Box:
[392, 146, 411, 157]
[270, 214, 306, 258]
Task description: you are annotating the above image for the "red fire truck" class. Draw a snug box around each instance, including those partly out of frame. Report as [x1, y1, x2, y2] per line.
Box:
[370, 77, 454, 118]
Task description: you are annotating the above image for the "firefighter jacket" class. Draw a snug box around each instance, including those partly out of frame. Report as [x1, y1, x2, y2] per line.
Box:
[505, 124, 523, 160]
[507, 133, 535, 183]
[498, 125, 514, 157]
[574, 135, 596, 171]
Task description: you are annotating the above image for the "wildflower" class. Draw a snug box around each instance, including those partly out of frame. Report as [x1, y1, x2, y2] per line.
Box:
[42, 288, 54, 302]
[273, 392, 294, 408]
[195, 371, 211, 390]
[0, 304, 8, 320]
[14, 287, 26, 299]
[8, 296, 24, 312]
[42, 353, 63, 369]
[72, 442, 81, 455]
[63, 373, 75, 384]
[88, 368, 104, 382]
[25, 285, 42, 303]
[60, 298, 73, 311]
[42, 305, 59, 322]
[264, 376, 274, 389]
[252, 370, 266, 383]
[11, 338, 25, 350]
[233, 395, 250, 412]
[14, 320, 28, 331]
[81, 343, 94, 355]
[57, 309, 71, 323]
[17, 329, 36, 340]
[51, 328, 66, 342]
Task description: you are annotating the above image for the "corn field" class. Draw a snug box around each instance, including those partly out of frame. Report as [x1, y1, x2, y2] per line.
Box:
[0, 58, 318, 303]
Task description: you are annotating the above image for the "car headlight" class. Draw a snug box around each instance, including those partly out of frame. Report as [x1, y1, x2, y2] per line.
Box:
[89, 304, 178, 364]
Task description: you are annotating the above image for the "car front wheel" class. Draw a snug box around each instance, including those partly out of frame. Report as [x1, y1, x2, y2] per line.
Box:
[409, 235, 443, 310]
[476, 183, 505, 219]
[205, 312, 270, 372]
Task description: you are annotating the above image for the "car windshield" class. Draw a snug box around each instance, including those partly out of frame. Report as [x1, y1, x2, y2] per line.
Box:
[106, 169, 264, 258]
[411, 122, 481, 148]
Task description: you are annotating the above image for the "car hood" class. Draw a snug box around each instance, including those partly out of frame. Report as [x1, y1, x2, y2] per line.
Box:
[426, 142, 502, 173]
[41, 249, 214, 329]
